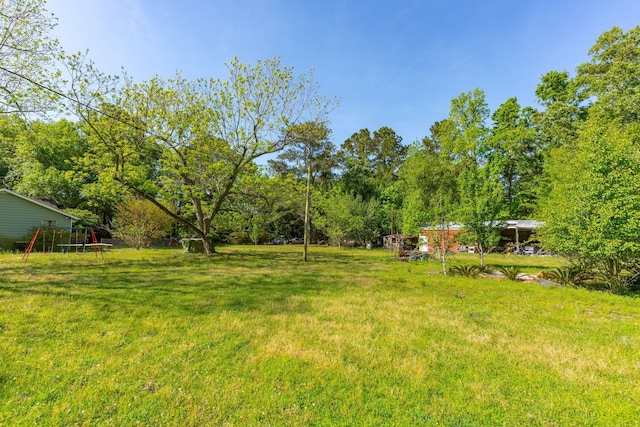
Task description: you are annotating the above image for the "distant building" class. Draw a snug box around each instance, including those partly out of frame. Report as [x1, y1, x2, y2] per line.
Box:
[0, 188, 79, 249]
[419, 223, 464, 253]
[420, 220, 544, 254]
[382, 234, 419, 251]
[500, 220, 543, 251]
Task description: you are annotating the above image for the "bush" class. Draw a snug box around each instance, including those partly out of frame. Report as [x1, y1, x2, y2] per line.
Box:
[449, 265, 480, 277]
[113, 198, 174, 249]
[498, 266, 521, 281]
[540, 266, 592, 288]
[477, 263, 494, 274]
[540, 260, 640, 293]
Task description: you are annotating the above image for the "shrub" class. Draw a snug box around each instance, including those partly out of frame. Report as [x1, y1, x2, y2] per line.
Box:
[477, 263, 494, 274]
[498, 266, 521, 281]
[540, 266, 591, 288]
[113, 198, 174, 249]
[449, 265, 480, 278]
[540, 260, 640, 293]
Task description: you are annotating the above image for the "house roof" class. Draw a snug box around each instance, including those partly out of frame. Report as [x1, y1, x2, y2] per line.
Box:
[421, 222, 465, 231]
[0, 188, 80, 221]
[505, 220, 544, 230]
[422, 220, 543, 231]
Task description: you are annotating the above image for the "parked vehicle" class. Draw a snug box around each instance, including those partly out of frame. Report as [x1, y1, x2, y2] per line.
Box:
[287, 237, 304, 244]
[270, 235, 286, 245]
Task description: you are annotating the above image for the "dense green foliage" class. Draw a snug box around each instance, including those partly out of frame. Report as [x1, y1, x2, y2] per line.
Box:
[1, 4, 639, 290]
[67, 58, 335, 254]
[113, 197, 174, 249]
[538, 27, 640, 292]
[2, 8, 640, 424]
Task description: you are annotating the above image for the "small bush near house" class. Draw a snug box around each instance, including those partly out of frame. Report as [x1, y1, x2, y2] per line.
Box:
[113, 198, 174, 249]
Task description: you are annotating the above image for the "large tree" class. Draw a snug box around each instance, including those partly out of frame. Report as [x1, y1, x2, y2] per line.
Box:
[8, 119, 88, 208]
[268, 122, 336, 187]
[398, 138, 457, 235]
[443, 89, 504, 266]
[370, 126, 407, 182]
[537, 26, 640, 292]
[442, 88, 489, 166]
[534, 70, 585, 152]
[216, 172, 303, 245]
[575, 26, 640, 123]
[69, 57, 335, 254]
[0, 114, 123, 226]
[0, 0, 60, 115]
[487, 98, 541, 217]
[0, 114, 25, 185]
[313, 187, 355, 248]
[539, 115, 640, 293]
[339, 126, 406, 197]
[270, 121, 335, 261]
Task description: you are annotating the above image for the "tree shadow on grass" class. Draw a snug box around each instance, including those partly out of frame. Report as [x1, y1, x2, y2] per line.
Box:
[0, 247, 407, 317]
[0, 261, 341, 316]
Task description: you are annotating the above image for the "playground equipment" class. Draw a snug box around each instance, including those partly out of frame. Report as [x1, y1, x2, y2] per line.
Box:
[22, 227, 110, 262]
[21, 227, 40, 262]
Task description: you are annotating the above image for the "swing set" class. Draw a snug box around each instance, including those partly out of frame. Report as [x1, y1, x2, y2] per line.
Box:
[22, 226, 110, 262]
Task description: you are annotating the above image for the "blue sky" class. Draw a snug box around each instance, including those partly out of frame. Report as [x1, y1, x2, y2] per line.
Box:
[46, 0, 640, 148]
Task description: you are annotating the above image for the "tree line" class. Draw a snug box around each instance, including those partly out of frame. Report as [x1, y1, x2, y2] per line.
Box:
[2, 1, 640, 291]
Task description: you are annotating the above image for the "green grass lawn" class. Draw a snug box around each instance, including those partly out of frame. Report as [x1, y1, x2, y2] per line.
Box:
[1, 246, 639, 426]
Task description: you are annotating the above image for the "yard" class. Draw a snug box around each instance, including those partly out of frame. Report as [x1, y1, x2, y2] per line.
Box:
[1, 246, 639, 425]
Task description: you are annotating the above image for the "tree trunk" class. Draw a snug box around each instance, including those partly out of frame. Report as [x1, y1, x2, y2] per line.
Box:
[201, 235, 216, 254]
[440, 251, 447, 276]
[303, 163, 311, 262]
[439, 229, 448, 275]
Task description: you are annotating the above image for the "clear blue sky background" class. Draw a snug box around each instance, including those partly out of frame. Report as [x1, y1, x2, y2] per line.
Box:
[46, 0, 640, 148]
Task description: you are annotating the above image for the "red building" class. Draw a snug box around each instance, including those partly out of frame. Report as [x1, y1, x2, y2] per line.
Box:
[420, 220, 543, 254]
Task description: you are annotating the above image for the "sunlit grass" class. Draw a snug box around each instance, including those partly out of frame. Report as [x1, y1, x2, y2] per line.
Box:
[1, 246, 638, 425]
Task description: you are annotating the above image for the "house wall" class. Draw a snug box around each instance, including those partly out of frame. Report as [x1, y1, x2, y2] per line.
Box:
[421, 225, 539, 253]
[0, 192, 73, 239]
[420, 229, 461, 252]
